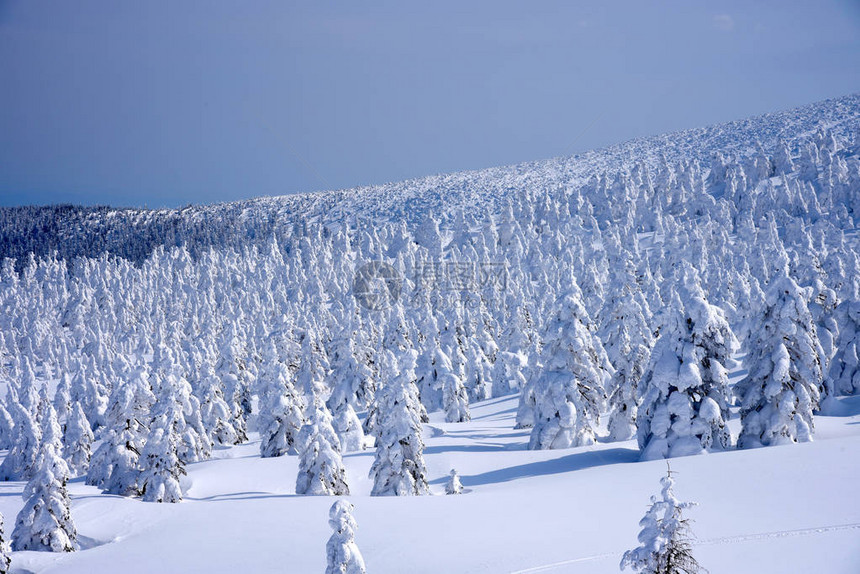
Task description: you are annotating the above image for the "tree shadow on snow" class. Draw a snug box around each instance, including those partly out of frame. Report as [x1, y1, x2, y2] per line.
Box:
[459, 447, 639, 487]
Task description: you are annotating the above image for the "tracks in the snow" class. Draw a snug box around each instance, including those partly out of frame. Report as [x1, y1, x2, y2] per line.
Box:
[509, 522, 860, 573]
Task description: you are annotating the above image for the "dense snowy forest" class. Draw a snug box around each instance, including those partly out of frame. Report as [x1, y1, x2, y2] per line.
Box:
[1, 93, 860, 572]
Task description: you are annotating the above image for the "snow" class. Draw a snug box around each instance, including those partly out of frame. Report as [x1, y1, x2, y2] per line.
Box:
[1, 392, 858, 573]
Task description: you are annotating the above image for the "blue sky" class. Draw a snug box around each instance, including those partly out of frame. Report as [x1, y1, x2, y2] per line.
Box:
[1, 1, 859, 208]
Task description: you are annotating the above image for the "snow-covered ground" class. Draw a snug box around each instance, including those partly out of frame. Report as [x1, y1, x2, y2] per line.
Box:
[3, 391, 859, 574]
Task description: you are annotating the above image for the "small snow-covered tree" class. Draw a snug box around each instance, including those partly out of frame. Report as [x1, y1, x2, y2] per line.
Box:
[12, 442, 77, 553]
[736, 273, 825, 448]
[370, 350, 429, 496]
[63, 403, 94, 477]
[295, 394, 349, 496]
[529, 289, 611, 449]
[326, 500, 366, 574]
[445, 469, 463, 495]
[620, 468, 701, 574]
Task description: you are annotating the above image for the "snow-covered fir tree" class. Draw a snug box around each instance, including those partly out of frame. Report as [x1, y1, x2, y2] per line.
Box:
[436, 342, 470, 423]
[12, 441, 77, 553]
[620, 468, 701, 574]
[736, 273, 825, 447]
[0, 511, 10, 573]
[295, 393, 349, 496]
[197, 361, 239, 446]
[829, 288, 860, 397]
[259, 362, 305, 458]
[636, 280, 738, 460]
[139, 415, 186, 503]
[62, 403, 94, 477]
[369, 350, 429, 496]
[86, 366, 154, 496]
[0, 399, 41, 481]
[529, 288, 611, 449]
[325, 500, 366, 574]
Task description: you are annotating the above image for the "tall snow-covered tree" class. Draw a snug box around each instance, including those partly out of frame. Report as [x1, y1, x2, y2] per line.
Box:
[326, 500, 367, 574]
[86, 366, 154, 496]
[601, 275, 654, 442]
[828, 286, 860, 397]
[259, 362, 305, 458]
[139, 415, 186, 503]
[370, 350, 429, 496]
[12, 442, 77, 553]
[736, 273, 825, 448]
[436, 343, 470, 423]
[197, 361, 239, 446]
[529, 289, 611, 449]
[636, 286, 737, 461]
[0, 400, 41, 481]
[62, 403, 94, 477]
[295, 394, 349, 496]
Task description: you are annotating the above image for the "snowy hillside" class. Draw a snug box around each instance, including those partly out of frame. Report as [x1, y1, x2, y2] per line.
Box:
[2, 392, 859, 573]
[0, 93, 860, 573]
[1, 93, 859, 264]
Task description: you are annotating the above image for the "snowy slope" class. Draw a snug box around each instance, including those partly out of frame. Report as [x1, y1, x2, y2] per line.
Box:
[2, 392, 859, 574]
[2, 92, 859, 264]
[2, 92, 860, 574]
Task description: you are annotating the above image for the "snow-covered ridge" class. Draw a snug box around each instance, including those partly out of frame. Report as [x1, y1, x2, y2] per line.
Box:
[1, 92, 859, 265]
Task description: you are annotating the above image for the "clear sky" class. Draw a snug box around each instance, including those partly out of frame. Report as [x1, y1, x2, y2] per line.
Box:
[1, 1, 859, 208]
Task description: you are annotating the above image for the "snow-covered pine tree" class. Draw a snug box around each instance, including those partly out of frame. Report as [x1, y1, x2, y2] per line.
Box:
[325, 334, 366, 453]
[636, 284, 737, 461]
[260, 362, 306, 458]
[369, 350, 429, 496]
[12, 441, 77, 553]
[620, 468, 701, 574]
[53, 372, 72, 423]
[326, 500, 366, 574]
[0, 399, 41, 481]
[86, 366, 154, 496]
[601, 269, 654, 442]
[829, 290, 860, 396]
[139, 415, 185, 503]
[529, 288, 611, 449]
[197, 361, 239, 446]
[436, 342, 470, 423]
[0, 511, 10, 573]
[736, 273, 825, 447]
[63, 403, 94, 477]
[0, 402, 15, 451]
[295, 393, 349, 496]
